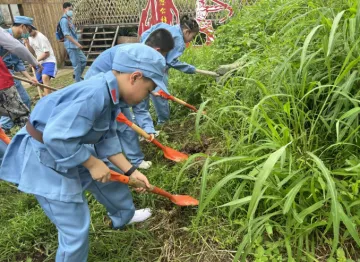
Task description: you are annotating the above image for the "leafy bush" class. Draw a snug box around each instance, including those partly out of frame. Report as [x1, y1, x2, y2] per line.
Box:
[169, 0, 360, 260]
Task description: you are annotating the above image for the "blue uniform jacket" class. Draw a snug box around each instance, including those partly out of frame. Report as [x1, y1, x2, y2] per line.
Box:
[0, 28, 26, 72]
[140, 23, 196, 74]
[0, 71, 122, 203]
[60, 14, 79, 49]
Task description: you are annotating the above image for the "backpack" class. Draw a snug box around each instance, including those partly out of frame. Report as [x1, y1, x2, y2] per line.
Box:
[55, 17, 67, 42]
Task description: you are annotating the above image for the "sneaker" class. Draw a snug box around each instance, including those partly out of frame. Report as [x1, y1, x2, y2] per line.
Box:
[73, 75, 84, 80]
[103, 208, 152, 228]
[127, 208, 152, 225]
[138, 160, 152, 169]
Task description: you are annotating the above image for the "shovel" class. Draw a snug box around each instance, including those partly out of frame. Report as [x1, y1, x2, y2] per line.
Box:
[12, 75, 59, 92]
[110, 170, 199, 206]
[116, 113, 188, 162]
[155, 90, 205, 114]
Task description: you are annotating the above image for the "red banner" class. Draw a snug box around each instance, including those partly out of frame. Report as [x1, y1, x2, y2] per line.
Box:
[138, 0, 180, 36]
[196, 0, 233, 45]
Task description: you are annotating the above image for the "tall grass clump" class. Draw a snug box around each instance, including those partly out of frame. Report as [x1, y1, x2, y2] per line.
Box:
[169, 0, 360, 260]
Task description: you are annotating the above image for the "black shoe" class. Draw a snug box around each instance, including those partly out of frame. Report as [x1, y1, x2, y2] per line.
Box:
[73, 75, 84, 81]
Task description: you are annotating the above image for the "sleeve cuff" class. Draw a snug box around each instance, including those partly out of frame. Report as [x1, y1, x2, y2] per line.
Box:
[55, 145, 91, 169]
[188, 66, 196, 74]
[94, 136, 122, 159]
[144, 127, 156, 134]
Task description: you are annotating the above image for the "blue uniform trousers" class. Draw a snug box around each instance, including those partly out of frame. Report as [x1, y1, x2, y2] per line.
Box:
[118, 107, 144, 166]
[66, 48, 87, 82]
[35, 164, 135, 262]
[134, 94, 170, 126]
[151, 94, 170, 124]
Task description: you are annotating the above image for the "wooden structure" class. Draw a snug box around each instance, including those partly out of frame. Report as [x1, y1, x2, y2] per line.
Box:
[0, 0, 66, 66]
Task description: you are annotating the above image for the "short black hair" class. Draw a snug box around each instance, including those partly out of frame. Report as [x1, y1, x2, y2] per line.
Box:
[63, 2, 72, 9]
[180, 15, 199, 33]
[145, 28, 174, 53]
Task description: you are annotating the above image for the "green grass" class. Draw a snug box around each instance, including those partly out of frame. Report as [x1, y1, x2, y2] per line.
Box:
[2, 0, 360, 260]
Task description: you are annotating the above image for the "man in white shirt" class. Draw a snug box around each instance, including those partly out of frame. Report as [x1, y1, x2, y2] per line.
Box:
[25, 29, 57, 95]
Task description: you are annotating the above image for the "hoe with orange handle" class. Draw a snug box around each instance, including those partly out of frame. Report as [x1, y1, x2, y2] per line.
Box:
[116, 113, 189, 162]
[0, 129, 197, 206]
[155, 90, 206, 114]
[110, 170, 199, 206]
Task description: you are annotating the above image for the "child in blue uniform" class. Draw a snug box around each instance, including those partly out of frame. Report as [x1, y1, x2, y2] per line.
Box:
[140, 15, 200, 126]
[0, 44, 168, 262]
[85, 28, 174, 170]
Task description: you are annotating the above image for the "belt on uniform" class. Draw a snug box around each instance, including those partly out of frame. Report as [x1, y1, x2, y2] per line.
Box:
[7, 65, 15, 70]
[26, 121, 44, 143]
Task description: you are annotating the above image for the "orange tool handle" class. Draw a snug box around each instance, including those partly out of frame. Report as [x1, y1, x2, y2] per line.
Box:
[150, 186, 173, 199]
[110, 171, 130, 184]
[12, 75, 58, 91]
[110, 170, 173, 199]
[116, 113, 152, 140]
[157, 90, 198, 112]
[150, 139, 165, 150]
[171, 97, 198, 112]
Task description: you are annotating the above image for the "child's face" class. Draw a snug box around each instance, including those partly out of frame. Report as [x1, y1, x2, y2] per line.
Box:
[116, 71, 156, 105]
[183, 30, 198, 43]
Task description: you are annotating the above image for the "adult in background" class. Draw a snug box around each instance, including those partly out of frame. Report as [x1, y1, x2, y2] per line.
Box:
[25, 28, 57, 95]
[0, 16, 39, 133]
[60, 2, 86, 82]
[0, 24, 42, 163]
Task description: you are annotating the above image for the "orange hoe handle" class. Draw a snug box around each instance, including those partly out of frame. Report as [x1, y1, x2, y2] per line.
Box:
[110, 170, 174, 199]
[116, 113, 153, 141]
[110, 170, 199, 206]
[156, 90, 205, 114]
[116, 113, 165, 150]
[116, 113, 189, 162]
[12, 75, 58, 92]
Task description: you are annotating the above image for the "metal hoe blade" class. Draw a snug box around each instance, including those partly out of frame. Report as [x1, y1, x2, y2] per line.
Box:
[170, 195, 199, 206]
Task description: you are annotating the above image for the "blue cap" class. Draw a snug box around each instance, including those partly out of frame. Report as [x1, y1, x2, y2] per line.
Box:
[14, 16, 37, 30]
[112, 43, 169, 95]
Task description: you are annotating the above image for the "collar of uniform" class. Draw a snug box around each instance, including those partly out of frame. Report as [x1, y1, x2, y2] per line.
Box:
[104, 71, 119, 105]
